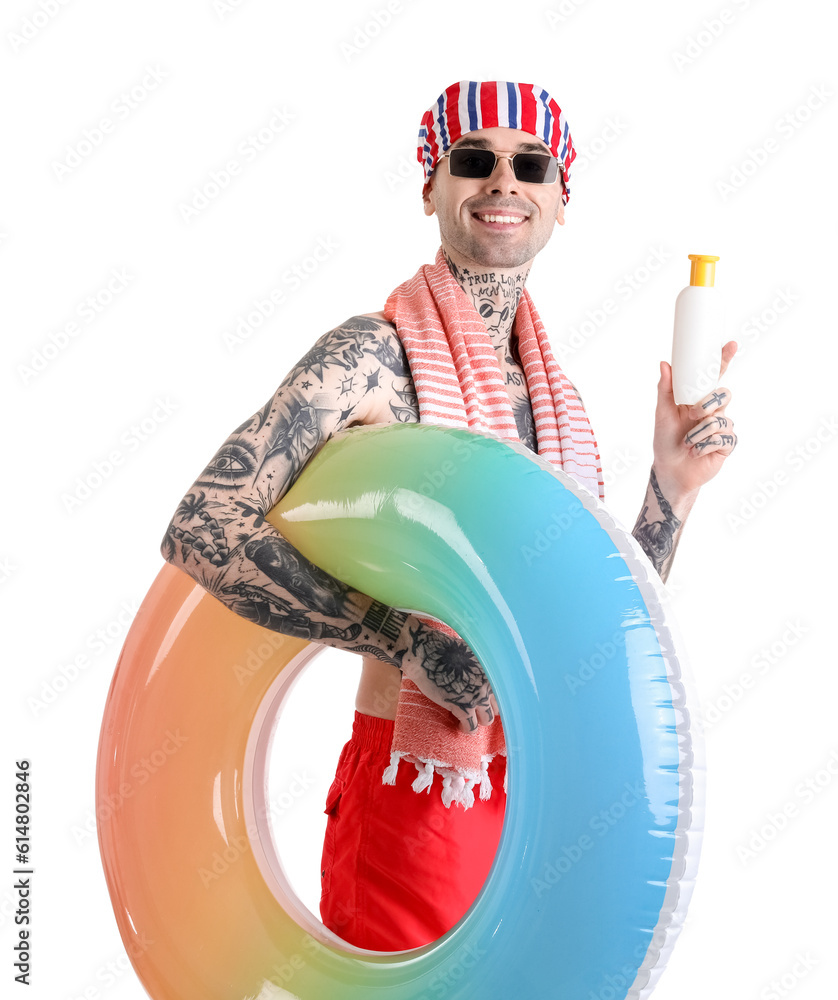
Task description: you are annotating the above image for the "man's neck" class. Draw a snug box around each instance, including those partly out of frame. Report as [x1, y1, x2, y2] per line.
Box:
[442, 248, 530, 354]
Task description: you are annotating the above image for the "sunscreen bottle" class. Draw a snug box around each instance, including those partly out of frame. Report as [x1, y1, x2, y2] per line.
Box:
[671, 254, 723, 405]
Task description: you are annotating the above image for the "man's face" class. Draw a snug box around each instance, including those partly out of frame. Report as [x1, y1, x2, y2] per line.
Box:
[423, 126, 566, 271]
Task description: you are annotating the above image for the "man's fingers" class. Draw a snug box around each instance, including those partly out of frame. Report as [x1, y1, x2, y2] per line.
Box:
[684, 413, 733, 446]
[688, 385, 732, 419]
[474, 703, 495, 726]
[718, 341, 738, 378]
[458, 712, 480, 734]
[688, 432, 738, 457]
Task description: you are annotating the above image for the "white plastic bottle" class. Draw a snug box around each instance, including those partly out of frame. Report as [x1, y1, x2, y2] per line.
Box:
[671, 254, 723, 406]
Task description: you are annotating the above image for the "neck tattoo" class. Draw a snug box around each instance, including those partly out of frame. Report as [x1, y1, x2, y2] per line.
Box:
[442, 249, 530, 356]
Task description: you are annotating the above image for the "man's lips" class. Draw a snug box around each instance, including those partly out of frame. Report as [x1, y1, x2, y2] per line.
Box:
[472, 211, 529, 229]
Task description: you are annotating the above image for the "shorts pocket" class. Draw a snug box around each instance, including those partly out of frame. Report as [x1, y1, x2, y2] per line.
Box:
[319, 776, 344, 899]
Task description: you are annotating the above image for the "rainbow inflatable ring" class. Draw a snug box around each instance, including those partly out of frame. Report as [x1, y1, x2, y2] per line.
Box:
[97, 422, 704, 1000]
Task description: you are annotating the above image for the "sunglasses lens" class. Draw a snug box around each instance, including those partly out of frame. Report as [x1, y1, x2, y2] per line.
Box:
[512, 154, 559, 184]
[448, 148, 559, 184]
[448, 148, 496, 178]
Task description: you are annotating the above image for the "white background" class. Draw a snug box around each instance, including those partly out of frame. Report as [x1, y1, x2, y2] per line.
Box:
[3, 0, 837, 997]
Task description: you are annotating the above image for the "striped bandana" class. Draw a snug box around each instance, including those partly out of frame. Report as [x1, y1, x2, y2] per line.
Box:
[380, 248, 604, 808]
[418, 81, 577, 204]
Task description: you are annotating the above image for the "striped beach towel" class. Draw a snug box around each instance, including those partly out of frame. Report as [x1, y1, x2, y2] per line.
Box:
[378, 248, 604, 808]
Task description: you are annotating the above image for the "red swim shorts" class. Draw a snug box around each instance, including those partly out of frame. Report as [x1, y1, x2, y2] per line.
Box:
[319, 711, 506, 951]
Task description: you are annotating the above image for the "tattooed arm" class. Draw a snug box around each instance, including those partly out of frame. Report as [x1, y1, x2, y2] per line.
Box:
[632, 345, 738, 582]
[160, 316, 496, 732]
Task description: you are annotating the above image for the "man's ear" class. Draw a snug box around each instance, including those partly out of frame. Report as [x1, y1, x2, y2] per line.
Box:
[422, 176, 436, 217]
[556, 199, 566, 226]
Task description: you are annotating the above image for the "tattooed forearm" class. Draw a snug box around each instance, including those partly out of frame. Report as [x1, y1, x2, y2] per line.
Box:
[361, 601, 408, 641]
[244, 536, 354, 617]
[632, 468, 685, 582]
[222, 582, 363, 641]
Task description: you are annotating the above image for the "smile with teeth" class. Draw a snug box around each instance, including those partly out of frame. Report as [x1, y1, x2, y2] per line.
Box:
[475, 213, 527, 225]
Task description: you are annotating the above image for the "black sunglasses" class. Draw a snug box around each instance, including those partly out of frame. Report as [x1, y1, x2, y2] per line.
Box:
[441, 146, 560, 185]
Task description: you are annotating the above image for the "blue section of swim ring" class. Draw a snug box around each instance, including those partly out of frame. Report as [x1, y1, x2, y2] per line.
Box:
[274, 423, 685, 998]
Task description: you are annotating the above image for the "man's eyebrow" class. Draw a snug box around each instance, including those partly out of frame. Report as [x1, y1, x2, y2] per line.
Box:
[451, 137, 552, 154]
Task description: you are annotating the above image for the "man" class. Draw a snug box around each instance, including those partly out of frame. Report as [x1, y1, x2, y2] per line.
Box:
[161, 80, 737, 951]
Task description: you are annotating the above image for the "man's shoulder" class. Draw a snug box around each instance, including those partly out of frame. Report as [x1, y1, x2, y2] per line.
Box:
[357, 310, 395, 329]
[314, 313, 406, 367]
[297, 313, 411, 390]
[313, 312, 399, 347]
[301, 313, 413, 425]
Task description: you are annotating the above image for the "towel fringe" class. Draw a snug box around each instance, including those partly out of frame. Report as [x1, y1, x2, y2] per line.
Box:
[478, 756, 493, 801]
[411, 760, 435, 794]
[381, 751, 507, 809]
[441, 772, 475, 809]
[382, 751, 402, 786]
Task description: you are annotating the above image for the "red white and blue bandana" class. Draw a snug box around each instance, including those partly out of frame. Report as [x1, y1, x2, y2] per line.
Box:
[418, 81, 576, 204]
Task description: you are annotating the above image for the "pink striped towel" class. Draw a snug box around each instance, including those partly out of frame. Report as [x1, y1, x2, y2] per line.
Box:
[378, 248, 604, 808]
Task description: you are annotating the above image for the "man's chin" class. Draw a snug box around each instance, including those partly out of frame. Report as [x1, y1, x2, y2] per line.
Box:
[445, 235, 539, 272]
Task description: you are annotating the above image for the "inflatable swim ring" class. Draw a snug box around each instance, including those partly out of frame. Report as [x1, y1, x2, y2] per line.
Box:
[96, 422, 703, 999]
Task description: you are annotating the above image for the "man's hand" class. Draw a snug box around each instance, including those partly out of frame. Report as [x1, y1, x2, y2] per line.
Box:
[398, 621, 498, 734]
[652, 341, 739, 501]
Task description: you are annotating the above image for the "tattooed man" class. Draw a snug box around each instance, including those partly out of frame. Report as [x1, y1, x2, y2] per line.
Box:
[162, 81, 737, 949]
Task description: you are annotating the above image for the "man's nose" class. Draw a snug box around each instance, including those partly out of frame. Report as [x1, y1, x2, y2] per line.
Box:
[484, 155, 519, 194]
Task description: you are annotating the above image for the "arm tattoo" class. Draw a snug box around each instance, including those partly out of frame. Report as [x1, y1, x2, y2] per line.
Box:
[389, 382, 419, 423]
[197, 437, 258, 489]
[361, 601, 408, 641]
[222, 582, 362, 641]
[244, 536, 354, 617]
[632, 469, 682, 576]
